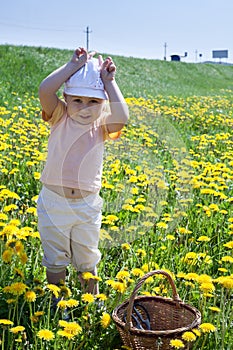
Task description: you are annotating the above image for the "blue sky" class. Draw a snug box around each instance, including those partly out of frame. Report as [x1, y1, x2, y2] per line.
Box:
[0, 0, 232, 63]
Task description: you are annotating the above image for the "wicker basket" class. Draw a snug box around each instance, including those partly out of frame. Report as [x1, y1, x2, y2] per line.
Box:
[112, 270, 201, 350]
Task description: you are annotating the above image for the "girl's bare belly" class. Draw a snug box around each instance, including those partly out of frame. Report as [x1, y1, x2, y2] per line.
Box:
[44, 184, 94, 198]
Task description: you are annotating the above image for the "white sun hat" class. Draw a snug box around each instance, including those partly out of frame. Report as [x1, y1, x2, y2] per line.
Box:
[64, 57, 108, 100]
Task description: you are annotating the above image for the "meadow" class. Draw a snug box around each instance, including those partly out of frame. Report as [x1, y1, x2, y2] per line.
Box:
[0, 45, 233, 349]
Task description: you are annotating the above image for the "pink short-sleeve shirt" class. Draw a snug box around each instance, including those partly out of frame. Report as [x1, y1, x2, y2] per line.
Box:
[40, 100, 118, 192]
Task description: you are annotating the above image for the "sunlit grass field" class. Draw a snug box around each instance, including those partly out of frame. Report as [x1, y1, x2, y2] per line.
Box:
[0, 45, 233, 349]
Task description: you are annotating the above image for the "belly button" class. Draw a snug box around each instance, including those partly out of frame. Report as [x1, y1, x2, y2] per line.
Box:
[72, 189, 75, 195]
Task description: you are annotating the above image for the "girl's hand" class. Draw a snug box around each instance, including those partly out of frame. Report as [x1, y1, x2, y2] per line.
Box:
[71, 48, 96, 66]
[71, 47, 88, 66]
[99, 56, 116, 82]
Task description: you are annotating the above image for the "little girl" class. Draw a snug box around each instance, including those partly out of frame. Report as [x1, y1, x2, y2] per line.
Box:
[37, 47, 128, 294]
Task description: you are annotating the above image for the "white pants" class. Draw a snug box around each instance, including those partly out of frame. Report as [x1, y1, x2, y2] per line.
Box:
[37, 186, 103, 273]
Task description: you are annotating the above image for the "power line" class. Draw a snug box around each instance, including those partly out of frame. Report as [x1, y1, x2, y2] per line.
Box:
[0, 20, 82, 32]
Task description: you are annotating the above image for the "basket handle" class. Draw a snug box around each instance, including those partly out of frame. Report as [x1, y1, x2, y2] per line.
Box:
[125, 270, 181, 330]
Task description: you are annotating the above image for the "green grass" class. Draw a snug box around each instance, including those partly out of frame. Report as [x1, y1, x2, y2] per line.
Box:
[1, 44, 233, 101]
[0, 45, 233, 350]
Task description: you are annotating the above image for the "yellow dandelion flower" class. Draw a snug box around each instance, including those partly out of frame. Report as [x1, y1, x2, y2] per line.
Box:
[10, 326, 25, 334]
[81, 293, 95, 303]
[110, 225, 119, 232]
[34, 311, 44, 317]
[32, 195, 39, 202]
[31, 315, 39, 323]
[34, 286, 44, 296]
[128, 175, 138, 183]
[33, 172, 41, 180]
[26, 207, 37, 215]
[95, 293, 107, 301]
[57, 330, 74, 339]
[60, 321, 82, 335]
[196, 274, 212, 284]
[135, 204, 145, 211]
[57, 300, 68, 309]
[209, 203, 219, 211]
[3, 282, 27, 296]
[145, 276, 154, 284]
[192, 327, 201, 336]
[59, 285, 72, 298]
[122, 204, 134, 211]
[9, 219, 20, 226]
[177, 272, 186, 278]
[136, 197, 146, 203]
[166, 234, 175, 240]
[197, 236, 211, 242]
[221, 255, 233, 263]
[0, 189, 20, 200]
[0, 213, 8, 221]
[185, 281, 195, 288]
[223, 241, 233, 249]
[3, 204, 18, 212]
[111, 281, 127, 293]
[208, 306, 221, 312]
[19, 252, 28, 264]
[199, 323, 216, 333]
[101, 312, 111, 328]
[93, 275, 102, 281]
[82, 272, 94, 280]
[46, 284, 60, 298]
[160, 200, 168, 206]
[66, 299, 79, 308]
[105, 214, 119, 222]
[131, 187, 139, 195]
[37, 329, 55, 341]
[156, 222, 168, 229]
[216, 276, 233, 289]
[131, 268, 144, 277]
[58, 320, 69, 328]
[142, 291, 152, 296]
[182, 252, 197, 264]
[182, 331, 196, 342]
[2, 249, 13, 263]
[0, 319, 14, 326]
[1, 224, 18, 237]
[25, 291, 36, 302]
[121, 243, 131, 250]
[106, 279, 115, 287]
[170, 339, 185, 348]
[136, 248, 146, 257]
[14, 268, 24, 279]
[6, 239, 24, 254]
[199, 282, 215, 294]
[116, 270, 130, 281]
[218, 267, 228, 272]
[141, 263, 149, 272]
[184, 273, 198, 281]
[178, 227, 192, 234]
[6, 299, 16, 304]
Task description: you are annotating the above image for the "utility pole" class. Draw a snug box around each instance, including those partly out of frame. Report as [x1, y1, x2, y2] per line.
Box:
[195, 49, 198, 62]
[84, 26, 92, 51]
[164, 42, 167, 60]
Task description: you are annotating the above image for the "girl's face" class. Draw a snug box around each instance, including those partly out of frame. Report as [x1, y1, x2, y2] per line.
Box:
[65, 95, 105, 124]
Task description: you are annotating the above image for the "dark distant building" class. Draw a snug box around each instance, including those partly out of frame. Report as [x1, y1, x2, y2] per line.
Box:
[171, 55, 180, 61]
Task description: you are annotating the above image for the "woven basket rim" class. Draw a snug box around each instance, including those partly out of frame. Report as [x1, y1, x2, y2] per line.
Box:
[112, 295, 201, 336]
